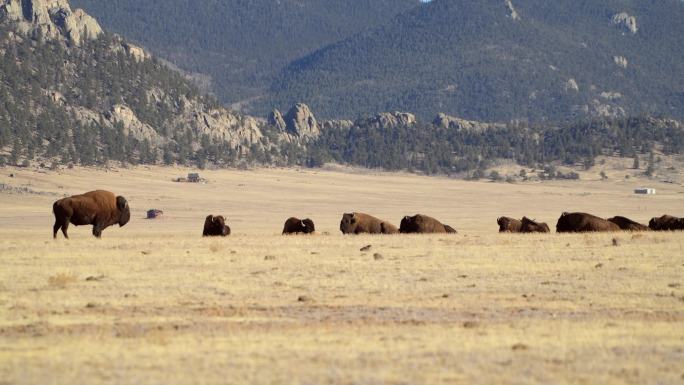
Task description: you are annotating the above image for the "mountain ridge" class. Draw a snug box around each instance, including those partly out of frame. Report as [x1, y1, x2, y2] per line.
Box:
[267, 0, 684, 122]
[69, 0, 421, 112]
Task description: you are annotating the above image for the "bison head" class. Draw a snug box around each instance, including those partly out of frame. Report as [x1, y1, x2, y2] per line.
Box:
[399, 215, 419, 233]
[116, 196, 130, 227]
[301, 218, 316, 234]
[204, 215, 230, 236]
[340, 213, 356, 234]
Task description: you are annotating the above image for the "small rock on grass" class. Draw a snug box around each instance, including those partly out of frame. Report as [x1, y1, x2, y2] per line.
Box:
[297, 295, 313, 303]
[373, 253, 383, 260]
[360, 244, 372, 252]
[512, 343, 528, 351]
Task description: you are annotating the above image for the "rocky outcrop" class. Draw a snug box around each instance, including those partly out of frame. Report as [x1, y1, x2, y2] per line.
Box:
[69, 95, 264, 151]
[321, 119, 353, 131]
[0, 0, 102, 45]
[360, 111, 417, 129]
[504, 0, 520, 21]
[433, 113, 503, 132]
[105, 105, 163, 145]
[122, 42, 150, 62]
[574, 100, 626, 118]
[599, 91, 622, 101]
[267, 109, 287, 132]
[284, 103, 320, 138]
[184, 104, 263, 148]
[612, 12, 638, 34]
[564, 78, 579, 93]
[613, 56, 628, 69]
[269, 103, 320, 139]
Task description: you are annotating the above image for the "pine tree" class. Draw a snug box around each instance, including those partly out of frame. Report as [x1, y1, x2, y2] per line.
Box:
[10, 137, 21, 165]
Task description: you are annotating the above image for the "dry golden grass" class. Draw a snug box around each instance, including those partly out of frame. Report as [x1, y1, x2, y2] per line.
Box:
[0, 165, 683, 384]
[46, 272, 78, 289]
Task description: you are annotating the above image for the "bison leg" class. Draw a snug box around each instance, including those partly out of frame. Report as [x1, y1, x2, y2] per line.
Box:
[53, 220, 61, 239]
[92, 223, 104, 238]
[60, 220, 70, 239]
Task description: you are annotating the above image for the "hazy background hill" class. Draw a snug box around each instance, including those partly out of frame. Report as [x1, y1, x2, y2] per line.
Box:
[70, 0, 420, 111]
[270, 0, 684, 121]
[71, 0, 684, 123]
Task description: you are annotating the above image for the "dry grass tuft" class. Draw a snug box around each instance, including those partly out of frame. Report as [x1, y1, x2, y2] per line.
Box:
[47, 272, 78, 289]
[209, 243, 223, 253]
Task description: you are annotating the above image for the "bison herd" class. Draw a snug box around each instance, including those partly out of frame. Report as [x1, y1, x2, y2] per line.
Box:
[52, 190, 684, 238]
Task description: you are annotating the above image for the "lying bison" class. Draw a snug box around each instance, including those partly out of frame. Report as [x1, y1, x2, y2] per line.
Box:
[282, 217, 316, 235]
[339, 212, 399, 234]
[520, 217, 550, 233]
[203, 215, 231, 236]
[607, 216, 650, 231]
[400, 214, 457, 234]
[556, 212, 620, 233]
[648, 215, 684, 231]
[497, 217, 523, 233]
[53, 190, 130, 238]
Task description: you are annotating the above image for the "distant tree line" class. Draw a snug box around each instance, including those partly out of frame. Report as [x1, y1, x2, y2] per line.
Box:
[302, 116, 684, 175]
[2, 24, 683, 175]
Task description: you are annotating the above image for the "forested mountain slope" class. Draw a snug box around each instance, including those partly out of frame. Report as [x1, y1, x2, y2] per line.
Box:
[69, 0, 421, 111]
[0, 0, 280, 168]
[269, 0, 684, 122]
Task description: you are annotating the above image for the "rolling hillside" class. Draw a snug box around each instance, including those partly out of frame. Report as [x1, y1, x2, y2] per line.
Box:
[268, 0, 684, 121]
[69, 0, 421, 110]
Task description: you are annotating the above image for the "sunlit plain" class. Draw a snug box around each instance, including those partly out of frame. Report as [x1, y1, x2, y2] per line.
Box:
[1, 165, 683, 384]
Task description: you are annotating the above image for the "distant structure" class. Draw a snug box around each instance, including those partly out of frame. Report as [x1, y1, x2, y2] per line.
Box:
[634, 187, 656, 195]
[147, 209, 164, 219]
[188, 173, 201, 183]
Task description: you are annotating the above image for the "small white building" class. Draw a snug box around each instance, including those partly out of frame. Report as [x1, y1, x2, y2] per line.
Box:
[634, 187, 656, 195]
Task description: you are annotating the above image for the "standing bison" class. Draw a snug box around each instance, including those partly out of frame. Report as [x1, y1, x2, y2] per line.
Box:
[203, 215, 231, 236]
[400, 214, 457, 234]
[497, 217, 523, 233]
[556, 212, 620, 233]
[607, 216, 650, 231]
[52, 190, 130, 238]
[648, 215, 684, 231]
[520, 217, 551, 233]
[339, 212, 399, 234]
[282, 217, 316, 235]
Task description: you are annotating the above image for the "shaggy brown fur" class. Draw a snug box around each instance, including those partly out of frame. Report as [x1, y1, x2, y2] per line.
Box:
[400, 214, 457, 234]
[282, 217, 316, 234]
[521, 217, 550, 233]
[203, 215, 231, 236]
[607, 216, 650, 231]
[497, 217, 523, 233]
[648, 215, 684, 231]
[556, 212, 620, 233]
[339, 212, 398, 234]
[52, 190, 130, 238]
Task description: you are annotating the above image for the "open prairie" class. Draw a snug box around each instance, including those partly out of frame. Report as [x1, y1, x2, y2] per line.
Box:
[1, 166, 683, 384]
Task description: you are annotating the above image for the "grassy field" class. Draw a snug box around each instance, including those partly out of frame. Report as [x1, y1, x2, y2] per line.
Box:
[1, 166, 683, 384]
